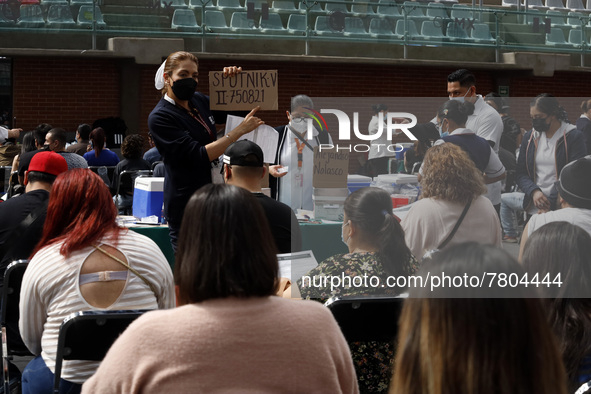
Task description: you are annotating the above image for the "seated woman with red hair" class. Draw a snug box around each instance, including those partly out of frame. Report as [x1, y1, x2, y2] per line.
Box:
[19, 169, 174, 394]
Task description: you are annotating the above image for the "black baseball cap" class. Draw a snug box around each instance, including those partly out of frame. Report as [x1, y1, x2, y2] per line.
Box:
[222, 140, 264, 168]
[555, 157, 591, 209]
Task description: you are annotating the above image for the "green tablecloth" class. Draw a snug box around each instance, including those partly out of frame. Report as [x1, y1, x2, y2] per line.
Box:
[129, 226, 175, 270]
[299, 221, 348, 262]
[127, 220, 347, 270]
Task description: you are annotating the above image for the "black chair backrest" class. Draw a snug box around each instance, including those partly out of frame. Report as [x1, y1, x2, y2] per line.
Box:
[53, 310, 146, 393]
[325, 295, 406, 343]
[0, 166, 11, 194]
[117, 169, 153, 198]
[7, 170, 19, 199]
[1, 260, 32, 356]
[151, 160, 163, 171]
[88, 166, 116, 186]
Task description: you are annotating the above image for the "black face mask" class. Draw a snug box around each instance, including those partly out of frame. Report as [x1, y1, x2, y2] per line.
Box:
[532, 117, 550, 132]
[171, 78, 197, 101]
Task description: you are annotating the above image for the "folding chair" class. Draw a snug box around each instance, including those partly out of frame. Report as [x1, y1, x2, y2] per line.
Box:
[150, 160, 163, 171]
[6, 171, 19, 199]
[1, 260, 32, 393]
[115, 170, 153, 215]
[325, 295, 406, 342]
[53, 310, 146, 393]
[88, 166, 116, 187]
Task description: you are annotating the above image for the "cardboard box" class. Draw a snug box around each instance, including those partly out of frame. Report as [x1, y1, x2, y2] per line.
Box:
[133, 177, 164, 219]
[313, 188, 348, 221]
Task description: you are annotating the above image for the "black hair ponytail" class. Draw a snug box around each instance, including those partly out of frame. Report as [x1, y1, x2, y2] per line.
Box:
[344, 188, 414, 278]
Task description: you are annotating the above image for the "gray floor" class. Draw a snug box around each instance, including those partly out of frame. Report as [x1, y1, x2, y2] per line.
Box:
[503, 238, 520, 260]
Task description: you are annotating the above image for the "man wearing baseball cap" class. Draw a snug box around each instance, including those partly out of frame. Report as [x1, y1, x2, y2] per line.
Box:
[520, 156, 591, 257]
[0, 151, 68, 276]
[222, 140, 302, 254]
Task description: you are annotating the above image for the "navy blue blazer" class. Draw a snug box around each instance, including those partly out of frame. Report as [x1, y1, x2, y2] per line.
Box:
[148, 93, 218, 225]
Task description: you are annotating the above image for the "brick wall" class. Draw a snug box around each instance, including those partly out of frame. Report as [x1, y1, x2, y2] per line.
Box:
[12, 55, 591, 172]
[13, 58, 120, 133]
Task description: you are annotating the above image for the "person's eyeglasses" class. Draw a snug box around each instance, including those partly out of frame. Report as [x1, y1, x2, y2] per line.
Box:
[291, 117, 308, 123]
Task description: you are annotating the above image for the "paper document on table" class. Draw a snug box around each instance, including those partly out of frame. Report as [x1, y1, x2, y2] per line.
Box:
[225, 115, 279, 163]
[277, 250, 318, 283]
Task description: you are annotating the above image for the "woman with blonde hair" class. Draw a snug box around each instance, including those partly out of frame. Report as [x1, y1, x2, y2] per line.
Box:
[401, 143, 501, 261]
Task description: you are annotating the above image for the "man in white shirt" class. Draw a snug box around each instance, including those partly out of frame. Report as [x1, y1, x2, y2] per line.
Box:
[269, 95, 333, 212]
[447, 69, 504, 212]
[519, 157, 591, 258]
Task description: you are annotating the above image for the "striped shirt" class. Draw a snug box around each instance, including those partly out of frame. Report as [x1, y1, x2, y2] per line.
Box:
[19, 229, 175, 384]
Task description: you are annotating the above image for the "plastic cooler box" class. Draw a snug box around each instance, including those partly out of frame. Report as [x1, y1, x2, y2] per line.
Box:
[313, 188, 349, 221]
[133, 177, 164, 219]
[347, 174, 372, 194]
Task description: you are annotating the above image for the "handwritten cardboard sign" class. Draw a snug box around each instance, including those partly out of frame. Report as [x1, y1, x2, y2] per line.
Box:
[313, 146, 349, 188]
[209, 70, 278, 110]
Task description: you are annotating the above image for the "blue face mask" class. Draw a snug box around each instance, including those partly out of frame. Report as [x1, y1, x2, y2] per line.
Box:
[450, 88, 471, 103]
[437, 120, 449, 137]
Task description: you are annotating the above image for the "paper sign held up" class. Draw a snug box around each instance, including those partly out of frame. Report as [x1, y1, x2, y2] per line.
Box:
[209, 70, 278, 110]
[313, 147, 349, 188]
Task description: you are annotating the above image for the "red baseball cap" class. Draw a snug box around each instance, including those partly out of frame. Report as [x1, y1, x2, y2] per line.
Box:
[28, 151, 68, 176]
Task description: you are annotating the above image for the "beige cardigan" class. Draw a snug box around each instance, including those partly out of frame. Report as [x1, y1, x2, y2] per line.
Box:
[82, 296, 359, 393]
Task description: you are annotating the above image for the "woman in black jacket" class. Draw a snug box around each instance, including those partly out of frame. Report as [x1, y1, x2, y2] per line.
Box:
[148, 51, 263, 250]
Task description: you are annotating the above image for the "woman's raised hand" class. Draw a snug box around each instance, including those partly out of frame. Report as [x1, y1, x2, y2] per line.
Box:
[239, 106, 264, 135]
[223, 66, 243, 77]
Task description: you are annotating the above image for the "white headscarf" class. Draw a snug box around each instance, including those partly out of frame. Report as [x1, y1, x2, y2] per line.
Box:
[154, 59, 167, 90]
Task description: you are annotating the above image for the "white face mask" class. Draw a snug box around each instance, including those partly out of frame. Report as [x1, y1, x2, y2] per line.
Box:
[289, 119, 308, 134]
[289, 117, 318, 137]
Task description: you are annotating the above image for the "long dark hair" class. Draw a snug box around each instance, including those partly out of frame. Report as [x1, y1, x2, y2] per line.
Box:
[344, 187, 413, 276]
[531, 93, 569, 122]
[175, 184, 279, 304]
[21, 131, 36, 154]
[522, 221, 591, 392]
[391, 242, 567, 394]
[89, 127, 106, 158]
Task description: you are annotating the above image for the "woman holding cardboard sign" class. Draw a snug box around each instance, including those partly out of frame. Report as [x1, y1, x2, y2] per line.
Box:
[149, 51, 263, 251]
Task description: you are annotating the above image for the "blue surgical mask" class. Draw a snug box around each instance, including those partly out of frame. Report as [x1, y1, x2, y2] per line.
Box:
[437, 120, 449, 137]
[450, 88, 471, 103]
